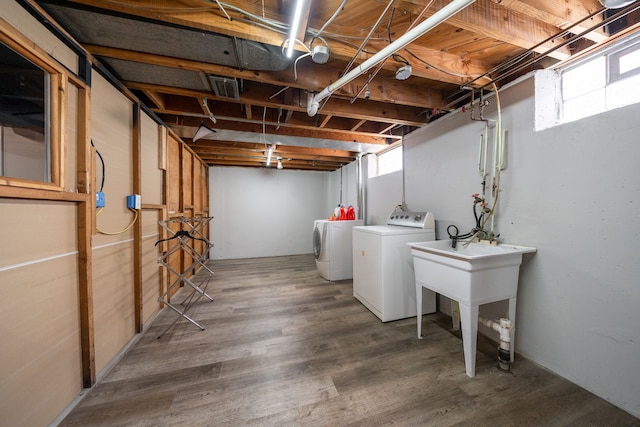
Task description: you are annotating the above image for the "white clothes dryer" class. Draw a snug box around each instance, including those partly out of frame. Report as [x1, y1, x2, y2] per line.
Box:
[352, 211, 437, 322]
[313, 219, 363, 281]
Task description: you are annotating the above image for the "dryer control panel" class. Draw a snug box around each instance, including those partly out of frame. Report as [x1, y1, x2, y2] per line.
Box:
[387, 211, 435, 229]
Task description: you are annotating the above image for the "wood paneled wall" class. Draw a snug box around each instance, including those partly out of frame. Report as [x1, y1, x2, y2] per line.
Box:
[0, 6, 210, 425]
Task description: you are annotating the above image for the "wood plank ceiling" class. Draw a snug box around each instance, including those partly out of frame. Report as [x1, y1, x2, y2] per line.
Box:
[33, 0, 640, 171]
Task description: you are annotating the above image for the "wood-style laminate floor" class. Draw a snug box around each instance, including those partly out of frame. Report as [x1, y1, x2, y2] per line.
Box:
[60, 255, 639, 426]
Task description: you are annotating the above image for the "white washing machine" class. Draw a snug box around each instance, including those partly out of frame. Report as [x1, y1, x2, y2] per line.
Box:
[313, 219, 364, 281]
[352, 211, 437, 322]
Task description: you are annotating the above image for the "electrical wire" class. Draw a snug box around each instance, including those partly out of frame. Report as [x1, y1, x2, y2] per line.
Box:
[214, 0, 231, 21]
[217, 2, 288, 31]
[392, 0, 481, 80]
[96, 208, 139, 235]
[98, 0, 386, 58]
[403, 48, 482, 79]
[345, 2, 398, 103]
[91, 139, 105, 192]
[342, 0, 395, 77]
[89, 0, 215, 13]
[293, 52, 312, 80]
[91, 138, 139, 235]
[308, 0, 349, 49]
[443, 3, 636, 112]
[350, 0, 444, 103]
[465, 6, 608, 89]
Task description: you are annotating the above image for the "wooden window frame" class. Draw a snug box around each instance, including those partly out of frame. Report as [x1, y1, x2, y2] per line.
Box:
[0, 21, 67, 192]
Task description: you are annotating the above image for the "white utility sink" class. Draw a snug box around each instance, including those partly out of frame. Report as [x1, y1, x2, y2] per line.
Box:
[408, 240, 536, 377]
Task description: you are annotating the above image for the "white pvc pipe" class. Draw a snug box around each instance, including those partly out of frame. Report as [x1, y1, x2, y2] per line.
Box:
[480, 316, 512, 356]
[479, 316, 513, 371]
[307, 0, 476, 116]
[341, 0, 395, 78]
[479, 316, 511, 342]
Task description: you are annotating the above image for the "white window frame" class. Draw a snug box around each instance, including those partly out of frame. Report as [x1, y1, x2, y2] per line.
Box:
[376, 142, 403, 177]
[559, 32, 640, 124]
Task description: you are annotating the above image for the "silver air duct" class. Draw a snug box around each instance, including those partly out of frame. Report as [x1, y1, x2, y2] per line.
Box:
[598, 0, 636, 8]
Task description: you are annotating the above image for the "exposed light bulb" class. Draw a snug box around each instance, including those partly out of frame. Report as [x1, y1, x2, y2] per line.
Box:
[395, 64, 412, 80]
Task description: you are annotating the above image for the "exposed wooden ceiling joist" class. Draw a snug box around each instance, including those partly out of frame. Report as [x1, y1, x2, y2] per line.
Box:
[33, 0, 640, 171]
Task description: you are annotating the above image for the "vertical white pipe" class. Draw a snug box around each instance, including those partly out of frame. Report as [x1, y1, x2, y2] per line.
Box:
[490, 85, 502, 234]
[356, 154, 365, 222]
[483, 125, 488, 175]
[477, 134, 483, 173]
[490, 123, 499, 233]
[500, 128, 507, 169]
[307, 0, 477, 116]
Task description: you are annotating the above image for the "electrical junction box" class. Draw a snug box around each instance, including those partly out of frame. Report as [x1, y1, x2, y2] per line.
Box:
[127, 194, 141, 210]
[96, 191, 105, 208]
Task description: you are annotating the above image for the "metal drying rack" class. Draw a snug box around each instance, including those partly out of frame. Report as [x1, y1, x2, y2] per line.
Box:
[155, 216, 214, 338]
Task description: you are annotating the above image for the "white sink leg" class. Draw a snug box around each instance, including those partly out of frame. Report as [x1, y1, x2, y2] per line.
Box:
[509, 297, 516, 362]
[459, 303, 479, 377]
[416, 282, 423, 339]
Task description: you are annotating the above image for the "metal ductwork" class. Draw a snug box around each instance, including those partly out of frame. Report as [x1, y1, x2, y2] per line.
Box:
[598, 0, 636, 8]
[208, 76, 240, 100]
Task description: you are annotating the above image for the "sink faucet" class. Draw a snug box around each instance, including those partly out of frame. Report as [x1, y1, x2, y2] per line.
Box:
[447, 225, 460, 249]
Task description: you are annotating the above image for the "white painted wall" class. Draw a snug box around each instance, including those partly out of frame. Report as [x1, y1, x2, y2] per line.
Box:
[324, 161, 359, 216]
[400, 72, 640, 417]
[361, 151, 439, 227]
[208, 71, 640, 417]
[209, 167, 323, 259]
[209, 164, 358, 259]
[364, 167, 404, 225]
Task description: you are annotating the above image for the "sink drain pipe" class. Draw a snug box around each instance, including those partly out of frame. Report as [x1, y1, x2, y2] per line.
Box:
[478, 316, 512, 372]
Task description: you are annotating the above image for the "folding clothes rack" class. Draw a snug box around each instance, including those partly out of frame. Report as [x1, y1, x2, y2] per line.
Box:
[155, 216, 214, 338]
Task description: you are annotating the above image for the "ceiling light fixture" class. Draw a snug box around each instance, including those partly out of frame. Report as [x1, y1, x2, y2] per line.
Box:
[311, 45, 330, 64]
[395, 64, 412, 80]
[286, 0, 307, 58]
[266, 144, 275, 166]
[277, 156, 283, 169]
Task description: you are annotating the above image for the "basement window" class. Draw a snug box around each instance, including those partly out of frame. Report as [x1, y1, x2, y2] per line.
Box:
[376, 144, 403, 176]
[536, 32, 640, 131]
[561, 33, 640, 124]
[0, 40, 54, 185]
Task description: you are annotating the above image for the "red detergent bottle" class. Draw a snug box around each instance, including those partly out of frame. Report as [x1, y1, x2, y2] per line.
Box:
[347, 205, 355, 220]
